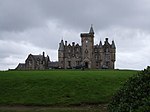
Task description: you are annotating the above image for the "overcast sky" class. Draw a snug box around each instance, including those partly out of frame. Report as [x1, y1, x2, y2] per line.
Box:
[0, 0, 150, 70]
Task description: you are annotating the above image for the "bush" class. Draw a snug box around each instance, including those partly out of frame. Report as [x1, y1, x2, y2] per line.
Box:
[108, 66, 150, 112]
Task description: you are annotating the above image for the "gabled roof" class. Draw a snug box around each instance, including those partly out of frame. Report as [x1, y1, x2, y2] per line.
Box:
[32, 55, 43, 61]
[26, 53, 50, 62]
[16, 63, 25, 70]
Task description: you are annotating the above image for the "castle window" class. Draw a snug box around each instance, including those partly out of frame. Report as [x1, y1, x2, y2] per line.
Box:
[95, 49, 98, 53]
[106, 62, 110, 67]
[29, 60, 32, 66]
[68, 54, 71, 58]
[85, 49, 88, 54]
[86, 40, 88, 47]
[37, 58, 40, 65]
[76, 54, 79, 58]
[68, 61, 71, 67]
[86, 40, 88, 44]
[76, 48, 79, 52]
[76, 61, 80, 66]
[68, 46, 72, 53]
[96, 62, 98, 66]
[105, 54, 110, 61]
[106, 48, 109, 52]
[95, 55, 98, 60]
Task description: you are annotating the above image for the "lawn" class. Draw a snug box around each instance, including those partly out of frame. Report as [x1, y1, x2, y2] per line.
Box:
[0, 70, 137, 107]
[0, 105, 107, 112]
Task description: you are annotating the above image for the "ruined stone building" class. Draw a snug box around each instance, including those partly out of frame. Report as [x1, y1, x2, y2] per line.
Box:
[58, 26, 116, 69]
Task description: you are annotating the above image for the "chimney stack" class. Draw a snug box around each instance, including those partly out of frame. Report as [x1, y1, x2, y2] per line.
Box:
[65, 41, 67, 46]
[43, 52, 45, 57]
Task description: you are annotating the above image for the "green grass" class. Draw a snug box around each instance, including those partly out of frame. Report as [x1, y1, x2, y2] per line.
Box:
[0, 105, 107, 112]
[0, 70, 137, 106]
[0, 109, 104, 112]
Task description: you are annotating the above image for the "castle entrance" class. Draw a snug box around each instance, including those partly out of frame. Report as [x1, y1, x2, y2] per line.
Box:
[85, 62, 89, 68]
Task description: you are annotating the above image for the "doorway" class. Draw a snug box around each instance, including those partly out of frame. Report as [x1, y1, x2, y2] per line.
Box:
[85, 62, 89, 68]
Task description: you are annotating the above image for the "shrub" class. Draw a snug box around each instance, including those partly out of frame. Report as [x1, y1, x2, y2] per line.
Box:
[108, 66, 150, 112]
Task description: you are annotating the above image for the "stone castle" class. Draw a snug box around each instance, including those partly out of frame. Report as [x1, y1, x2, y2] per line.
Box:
[16, 26, 116, 70]
[58, 26, 116, 69]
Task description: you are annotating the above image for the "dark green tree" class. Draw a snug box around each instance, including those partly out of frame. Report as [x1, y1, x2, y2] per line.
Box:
[108, 66, 150, 112]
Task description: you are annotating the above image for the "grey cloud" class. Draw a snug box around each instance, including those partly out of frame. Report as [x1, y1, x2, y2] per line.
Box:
[37, 0, 150, 31]
[0, 0, 46, 32]
[1, 0, 150, 33]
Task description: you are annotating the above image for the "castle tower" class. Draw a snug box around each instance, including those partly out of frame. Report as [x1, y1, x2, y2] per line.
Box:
[102, 38, 116, 69]
[58, 39, 65, 68]
[99, 40, 103, 68]
[111, 40, 116, 69]
[80, 25, 94, 68]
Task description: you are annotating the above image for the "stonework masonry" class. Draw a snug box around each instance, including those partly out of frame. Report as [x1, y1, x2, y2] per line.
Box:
[16, 52, 51, 70]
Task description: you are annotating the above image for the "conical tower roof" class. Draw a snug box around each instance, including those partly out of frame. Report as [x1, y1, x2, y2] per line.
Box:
[111, 40, 116, 49]
[89, 24, 94, 34]
[99, 40, 102, 48]
[59, 40, 64, 51]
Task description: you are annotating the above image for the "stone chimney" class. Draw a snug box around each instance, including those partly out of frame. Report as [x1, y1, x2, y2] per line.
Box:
[65, 41, 67, 46]
[43, 52, 45, 57]
[72, 42, 75, 46]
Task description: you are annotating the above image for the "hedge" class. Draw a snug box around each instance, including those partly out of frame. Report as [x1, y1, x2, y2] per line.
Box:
[108, 66, 150, 112]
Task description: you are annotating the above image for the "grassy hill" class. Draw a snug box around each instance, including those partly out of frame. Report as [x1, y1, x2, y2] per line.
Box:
[0, 70, 137, 107]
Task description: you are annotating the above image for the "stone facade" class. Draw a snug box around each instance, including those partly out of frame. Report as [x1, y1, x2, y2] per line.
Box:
[16, 26, 116, 70]
[58, 26, 116, 69]
[16, 52, 50, 70]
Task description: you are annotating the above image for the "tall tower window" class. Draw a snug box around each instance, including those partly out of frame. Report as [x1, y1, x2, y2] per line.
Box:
[86, 40, 88, 44]
[105, 54, 110, 61]
[76, 48, 79, 52]
[106, 62, 110, 67]
[95, 55, 98, 60]
[68, 61, 71, 67]
[85, 49, 88, 54]
[85, 40, 88, 47]
[68, 54, 71, 58]
[76, 53, 79, 58]
[106, 48, 109, 52]
[29, 60, 32, 64]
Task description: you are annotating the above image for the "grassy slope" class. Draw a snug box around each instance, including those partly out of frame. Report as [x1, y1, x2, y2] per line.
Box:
[0, 70, 137, 106]
[0, 108, 104, 112]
